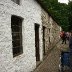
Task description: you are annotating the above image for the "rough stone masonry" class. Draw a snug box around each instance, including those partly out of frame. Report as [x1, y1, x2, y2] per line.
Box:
[0, 0, 61, 72]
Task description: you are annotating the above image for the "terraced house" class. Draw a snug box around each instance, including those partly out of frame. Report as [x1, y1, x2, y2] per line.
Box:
[0, 0, 61, 72]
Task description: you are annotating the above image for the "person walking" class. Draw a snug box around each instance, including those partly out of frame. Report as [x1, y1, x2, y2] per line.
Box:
[66, 32, 70, 41]
[60, 31, 67, 44]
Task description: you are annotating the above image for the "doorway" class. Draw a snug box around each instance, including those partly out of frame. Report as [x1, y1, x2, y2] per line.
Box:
[35, 24, 40, 61]
[49, 28, 51, 43]
[43, 26, 45, 55]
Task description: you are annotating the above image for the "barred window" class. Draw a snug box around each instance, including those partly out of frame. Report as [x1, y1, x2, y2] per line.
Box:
[11, 15, 23, 57]
[11, 0, 20, 5]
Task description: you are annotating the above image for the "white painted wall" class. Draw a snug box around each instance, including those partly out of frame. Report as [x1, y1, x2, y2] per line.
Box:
[0, 0, 43, 72]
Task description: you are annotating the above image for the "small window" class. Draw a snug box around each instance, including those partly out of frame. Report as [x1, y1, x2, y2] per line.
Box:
[11, 0, 20, 5]
[11, 15, 23, 57]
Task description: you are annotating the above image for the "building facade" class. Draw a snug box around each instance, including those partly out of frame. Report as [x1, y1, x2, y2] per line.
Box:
[0, 0, 61, 72]
[41, 9, 60, 56]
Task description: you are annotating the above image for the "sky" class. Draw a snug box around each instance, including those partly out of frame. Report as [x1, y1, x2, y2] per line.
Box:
[58, 0, 69, 4]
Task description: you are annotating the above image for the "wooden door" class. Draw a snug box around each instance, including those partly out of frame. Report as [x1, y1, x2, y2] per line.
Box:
[35, 24, 40, 61]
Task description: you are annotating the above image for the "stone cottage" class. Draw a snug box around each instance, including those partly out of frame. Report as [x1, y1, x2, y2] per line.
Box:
[0, 0, 61, 72]
[41, 9, 60, 56]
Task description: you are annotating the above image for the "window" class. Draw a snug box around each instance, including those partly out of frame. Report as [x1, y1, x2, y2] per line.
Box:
[11, 15, 23, 57]
[11, 0, 20, 5]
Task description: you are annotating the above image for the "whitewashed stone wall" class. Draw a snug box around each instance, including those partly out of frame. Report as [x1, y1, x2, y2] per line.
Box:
[41, 9, 50, 54]
[0, 0, 43, 72]
[41, 9, 60, 54]
[0, 0, 61, 72]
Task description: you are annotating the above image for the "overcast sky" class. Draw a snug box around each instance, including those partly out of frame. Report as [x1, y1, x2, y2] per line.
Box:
[58, 0, 68, 4]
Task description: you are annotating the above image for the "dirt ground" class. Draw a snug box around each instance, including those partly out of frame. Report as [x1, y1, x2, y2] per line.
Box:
[33, 40, 69, 72]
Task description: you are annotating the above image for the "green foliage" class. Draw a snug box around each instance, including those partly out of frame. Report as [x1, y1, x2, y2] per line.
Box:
[38, 0, 69, 31]
[68, 1, 72, 31]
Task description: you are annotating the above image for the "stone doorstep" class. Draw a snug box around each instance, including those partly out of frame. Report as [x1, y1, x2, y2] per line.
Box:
[36, 61, 42, 67]
[31, 61, 42, 72]
[32, 40, 62, 72]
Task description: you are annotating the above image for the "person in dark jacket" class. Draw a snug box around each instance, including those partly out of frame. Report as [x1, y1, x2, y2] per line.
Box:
[61, 31, 67, 44]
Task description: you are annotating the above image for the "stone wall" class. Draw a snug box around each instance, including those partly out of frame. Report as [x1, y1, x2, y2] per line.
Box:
[41, 9, 60, 55]
[0, 0, 61, 72]
[0, 0, 43, 72]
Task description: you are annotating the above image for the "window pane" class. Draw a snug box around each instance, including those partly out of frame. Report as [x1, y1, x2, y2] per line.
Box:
[12, 33, 21, 40]
[13, 46, 23, 57]
[11, 26, 21, 32]
[11, 18, 22, 27]
[12, 40, 22, 47]
[11, 15, 23, 57]
[13, 47, 20, 54]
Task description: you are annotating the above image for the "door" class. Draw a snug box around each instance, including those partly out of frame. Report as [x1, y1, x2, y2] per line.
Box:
[35, 24, 40, 61]
[43, 26, 45, 55]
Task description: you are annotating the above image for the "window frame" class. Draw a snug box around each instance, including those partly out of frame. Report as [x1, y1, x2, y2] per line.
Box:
[11, 15, 23, 57]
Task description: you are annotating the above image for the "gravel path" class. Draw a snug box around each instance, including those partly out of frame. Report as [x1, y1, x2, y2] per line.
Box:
[33, 41, 69, 72]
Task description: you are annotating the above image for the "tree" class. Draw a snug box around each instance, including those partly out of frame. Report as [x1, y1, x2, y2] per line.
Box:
[37, 0, 69, 31]
[68, 1, 72, 31]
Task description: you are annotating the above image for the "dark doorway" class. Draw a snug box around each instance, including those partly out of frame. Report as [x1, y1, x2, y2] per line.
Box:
[49, 28, 51, 43]
[43, 26, 45, 55]
[35, 24, 40, 61]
